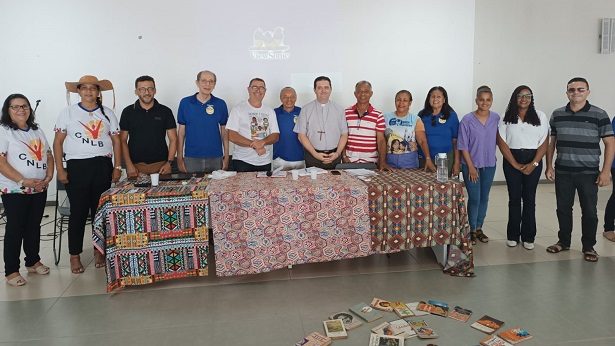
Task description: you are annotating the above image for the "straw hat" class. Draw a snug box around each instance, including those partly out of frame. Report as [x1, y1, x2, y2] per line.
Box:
[65, 75, 113, 93]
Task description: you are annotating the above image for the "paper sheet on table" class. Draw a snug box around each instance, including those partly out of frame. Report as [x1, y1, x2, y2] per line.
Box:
[208, 170, 237, 180]
[343, 169, 378, 177]
[297, 167, 329, 176]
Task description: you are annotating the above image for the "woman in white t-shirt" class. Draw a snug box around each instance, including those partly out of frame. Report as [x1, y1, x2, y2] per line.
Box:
[497, 85, 549, 250]
[0, 94, 55, 286]
[53, 75, 122, 274]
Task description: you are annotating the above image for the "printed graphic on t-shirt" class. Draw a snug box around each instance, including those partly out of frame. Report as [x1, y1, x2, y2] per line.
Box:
[76, 119, 106, 146]
[385, 117, 417, 154]
[250, 114, 270, 140]
[20, 138, 44, 161]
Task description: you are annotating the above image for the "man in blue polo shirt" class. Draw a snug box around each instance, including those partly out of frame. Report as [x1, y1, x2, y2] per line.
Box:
[177, 70, 229, 173]
[272, 87, 304, 170]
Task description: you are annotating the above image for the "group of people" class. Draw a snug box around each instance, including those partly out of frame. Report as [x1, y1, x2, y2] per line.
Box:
[1, 73, 614, 287]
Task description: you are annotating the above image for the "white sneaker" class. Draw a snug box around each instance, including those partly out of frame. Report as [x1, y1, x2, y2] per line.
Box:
[523, 242, 534, 250]
[506, 240, 518, 247]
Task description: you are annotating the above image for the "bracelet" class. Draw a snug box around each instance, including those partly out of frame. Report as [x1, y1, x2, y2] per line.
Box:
[114, 166, 122, 170]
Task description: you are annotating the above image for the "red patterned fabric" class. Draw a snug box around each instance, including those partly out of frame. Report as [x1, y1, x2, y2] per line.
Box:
[366, 169, 474, 276]
[208, 172, 371, 276]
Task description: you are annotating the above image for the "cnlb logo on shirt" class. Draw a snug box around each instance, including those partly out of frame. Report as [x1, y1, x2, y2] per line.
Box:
[76, 120, 105, 147]
[249, 27, 290, 61]
[19, 138, 47, 168]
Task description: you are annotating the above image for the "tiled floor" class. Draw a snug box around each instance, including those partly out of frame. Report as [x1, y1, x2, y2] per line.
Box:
[1, 184, 614, 345]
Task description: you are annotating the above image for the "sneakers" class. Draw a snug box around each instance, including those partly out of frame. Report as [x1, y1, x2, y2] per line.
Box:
[522, 242, 535, 250]
[506, 240, 518, 247]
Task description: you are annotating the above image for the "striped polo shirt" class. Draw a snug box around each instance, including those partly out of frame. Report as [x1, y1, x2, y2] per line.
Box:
[345, 104, 385, 163]
[550, 102, 613, 174]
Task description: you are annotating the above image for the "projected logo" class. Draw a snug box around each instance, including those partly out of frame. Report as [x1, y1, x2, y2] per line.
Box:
[249, 27, 290, 61]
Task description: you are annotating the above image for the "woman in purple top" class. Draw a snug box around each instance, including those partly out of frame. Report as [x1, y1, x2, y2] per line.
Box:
[458, 86, 500, 244]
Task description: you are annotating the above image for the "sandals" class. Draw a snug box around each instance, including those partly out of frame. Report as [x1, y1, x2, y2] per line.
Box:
[70, 255, 85, 274]
[546, 242, 569, 254]
[470, 232, 477, 245]
[603, 231, 615, 242]
[583, 249, 599, 262]
[94, 250, 105, 269]
[26, 262, 50, 275]
[475, 229, 489, 243]
[6, 274, 27, 287]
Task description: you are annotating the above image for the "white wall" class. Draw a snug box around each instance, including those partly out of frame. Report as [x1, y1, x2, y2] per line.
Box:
[0, 0, 476, 200]
[474, 0, 615, 181]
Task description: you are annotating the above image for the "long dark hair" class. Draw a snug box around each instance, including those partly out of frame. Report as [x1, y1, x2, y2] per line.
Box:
[503, 85, 540, 126]
[418, 86, 455, 120]
[1, 94, 39, 130]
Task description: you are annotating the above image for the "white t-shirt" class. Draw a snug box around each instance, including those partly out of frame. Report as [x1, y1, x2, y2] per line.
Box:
[54, 104, 120, 160]
[0, 126, 50, 194]
[498, 110, 549, 149]
[226, 101, 279, 166]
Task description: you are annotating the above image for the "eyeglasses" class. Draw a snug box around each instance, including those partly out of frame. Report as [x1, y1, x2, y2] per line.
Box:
[567, 87, 587, 94]
[9, 105, 30, 111]
[250, 86, 266, 92]
[137, 87, 156, 93]
[199, 79, 216, 85]
[517, 94, 532, 100]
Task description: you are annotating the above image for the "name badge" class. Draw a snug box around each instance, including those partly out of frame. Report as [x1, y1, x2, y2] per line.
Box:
[205, 105, 214, 115]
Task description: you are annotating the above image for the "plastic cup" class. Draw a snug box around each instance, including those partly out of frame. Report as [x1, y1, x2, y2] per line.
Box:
[150, 173, 160, 186]
[310, 170, 317, 180]
[292, 170, 299, 180]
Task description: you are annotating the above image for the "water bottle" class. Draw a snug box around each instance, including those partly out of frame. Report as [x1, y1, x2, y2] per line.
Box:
[436, 153, 448, 183]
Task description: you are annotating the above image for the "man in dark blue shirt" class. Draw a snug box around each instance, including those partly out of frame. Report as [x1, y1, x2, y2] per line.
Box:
[272, 87, 305, 170]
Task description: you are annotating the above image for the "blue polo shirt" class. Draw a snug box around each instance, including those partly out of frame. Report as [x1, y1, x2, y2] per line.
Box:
[418, 111, 459, 159]
[177, 93, 228, 158]
[273, 105, 303, 161]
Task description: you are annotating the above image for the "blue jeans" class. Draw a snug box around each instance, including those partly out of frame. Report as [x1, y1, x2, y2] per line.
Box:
[461, 165, 496, 231]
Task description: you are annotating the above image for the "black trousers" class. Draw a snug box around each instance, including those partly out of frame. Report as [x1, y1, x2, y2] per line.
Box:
[65, 157, 112, 255]
[231, 159, 270, 172]
[304, 148, 341, 170]
[555, 171, 599, 250]
[604, 168, 615, 231]
[502, 149, 542, 242]
[1, 191, 47, 276]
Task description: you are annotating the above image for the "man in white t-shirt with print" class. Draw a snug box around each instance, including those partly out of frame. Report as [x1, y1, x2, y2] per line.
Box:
[226, 78, 280, 172]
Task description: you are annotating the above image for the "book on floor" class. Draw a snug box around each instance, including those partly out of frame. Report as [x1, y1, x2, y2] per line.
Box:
[498, 328, 533, 344]
[388, 319, 417, 339]
[328, 311, 363, 330]
[427, 299, 449, 317]
[471, 315, 505, 334]
[371, 321, 393, 335]
[407, 319, 438, 339]
[391, 301, 414, 318]
[480, 335, 513, 346]
[322, 319, 347, 340]
[368, 333, 404, 346]
[405, 302, 429, 316]
[371, 297, 394, 312]
[295, 332, 332, 346]
[448, 305, 473, 322]
[350, 302, 384, 322]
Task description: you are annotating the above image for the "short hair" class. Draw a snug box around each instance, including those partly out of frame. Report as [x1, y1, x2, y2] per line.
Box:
[1, 94, 38, 130]
[355, 80, 372, 91]
[395, 90, 412, 101]
[249, 77, 266, 87]
[313, 76, 332, 89]
[567, 77, 589, 89]
[135, 75, 155, 88]
[476, 85, 492, 97]
[279, 87, 296, 98]
[196, 70, 217, 82]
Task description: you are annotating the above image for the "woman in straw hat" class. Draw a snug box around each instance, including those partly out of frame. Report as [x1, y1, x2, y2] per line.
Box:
[53, 75, 121, 274]
[1, 94, 54, 286]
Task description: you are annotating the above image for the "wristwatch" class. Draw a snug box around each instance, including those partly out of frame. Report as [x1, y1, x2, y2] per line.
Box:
[167, 160, 173, 165]
[532, 161, 539, 167]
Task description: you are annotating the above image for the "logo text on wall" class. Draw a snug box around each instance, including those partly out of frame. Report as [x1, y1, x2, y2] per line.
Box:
[250, 27, 290, 61]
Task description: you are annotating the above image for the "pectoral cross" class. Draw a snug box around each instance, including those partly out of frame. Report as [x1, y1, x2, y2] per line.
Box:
[318, 130, 325, 141]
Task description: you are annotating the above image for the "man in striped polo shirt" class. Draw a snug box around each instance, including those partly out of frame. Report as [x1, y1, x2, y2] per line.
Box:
[342, 81, 389, 170]
[545, 77, 614, 262]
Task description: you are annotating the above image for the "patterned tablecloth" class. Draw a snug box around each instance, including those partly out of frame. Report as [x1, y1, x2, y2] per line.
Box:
[367, 169, 473, 276]
[93, 177, 210, 292]
[207, 172, 371, 277]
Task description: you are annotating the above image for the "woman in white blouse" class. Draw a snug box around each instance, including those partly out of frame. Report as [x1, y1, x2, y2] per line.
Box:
[497, 86, 549, 250]
[0, 94, 54, 286]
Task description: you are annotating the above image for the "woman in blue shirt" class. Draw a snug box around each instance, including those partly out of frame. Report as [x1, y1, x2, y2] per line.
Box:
[418, 86, 460, 177]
